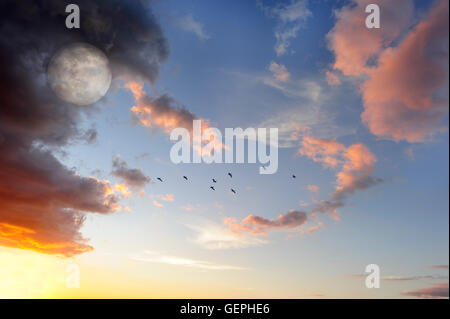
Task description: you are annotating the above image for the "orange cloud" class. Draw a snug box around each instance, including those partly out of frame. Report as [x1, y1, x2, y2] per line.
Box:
[307, 185, 319, 193]
[125, 81, 145, 100]
[0, 222, 94, 256]
[290, 124, 312, 141]
[125, 81, 225, 155]
[114, 183, 132, 198]
[361, 0, 449, 142]
[327, 0, 414, 77]
[0, 0, 166, 258]
[335, 143, 377, 195]
[299, 136, 381, 216]
[126, 81, 208, 135]
[153, 194, 174, 202]
[224, 210, 308, 236]
[160, 194, 174, 202]
[298, 136, 345, 168]
[328, 0, 449, 142]
[0, 154, 120, 257]
[152, 200, 163, 208]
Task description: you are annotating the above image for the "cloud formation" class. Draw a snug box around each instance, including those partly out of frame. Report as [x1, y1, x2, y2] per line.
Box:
[125, 81, 224, 155]
[224, 210, 307, 236]
[325, 71, 341, 86]
[299, 134, 381, 217]
[114, 184, 132, 198]
[428, 265, 449, 270]
[112, 155, 152, 188]
[177, 15, 210, 40]
[220, 133, 380, 243]
[383, 275, 448, 281]
[126, 81, 208, 135]
[269, 61, 291, 82]
[259, 0, 312, 56]
[188, 222, 267, 250]
[152, 200, 164, 208]
[0, 0, 168, 256]
[402, 282, 449, 299]
[327, 0, 449, 142]
[219, 134, 379, 241]
[160, 194, 174, 202]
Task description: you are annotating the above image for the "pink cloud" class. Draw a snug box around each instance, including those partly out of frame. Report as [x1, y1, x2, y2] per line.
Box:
[224, 210, 308, 236]
[125, 81, 225, 154]
[402, 282, 449, 299]
[160, 194, 174, 202]
[327, 0, 414, 76]
[361, 0, 449, 142]
[325, 70, 341, 86]
[307, 185, 319, 193]
[300, 221, 325, 235]
[328, 0, 449, 142]
[152, 200, 163, 208]
[125, 81, 209, 135]
[428, 265, 449, 270]
[299, 135, 381, 216]
[298, 137, 345, 168]
[269, 61, 291, 82]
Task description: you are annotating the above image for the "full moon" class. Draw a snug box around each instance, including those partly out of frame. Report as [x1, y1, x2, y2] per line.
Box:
[47, 42, 111, 106]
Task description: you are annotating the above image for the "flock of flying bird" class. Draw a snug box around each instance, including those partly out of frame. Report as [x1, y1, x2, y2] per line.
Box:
[154, 172, 297, 195]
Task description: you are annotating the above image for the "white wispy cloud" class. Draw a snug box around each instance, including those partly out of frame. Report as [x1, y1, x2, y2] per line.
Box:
[177, 14, 210, 40]
[223, 68, 355, 148]
[187, 221, 267, 250]
[131, 250, 246, 270]
[259, 0, 312, 56]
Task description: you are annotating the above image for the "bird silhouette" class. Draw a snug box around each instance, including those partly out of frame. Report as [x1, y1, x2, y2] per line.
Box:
[210, 186, 215, 191]
[231, 188, 236, 194]
[228, 172, 232, 178]
[157, 177, 163, 182]
[292, 174, 296, 179]
[212, 178, 217, 183]
[183, 176, 188, 180]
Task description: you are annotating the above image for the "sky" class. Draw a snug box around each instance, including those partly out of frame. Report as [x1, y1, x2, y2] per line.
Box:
[0, 0, 448, 299]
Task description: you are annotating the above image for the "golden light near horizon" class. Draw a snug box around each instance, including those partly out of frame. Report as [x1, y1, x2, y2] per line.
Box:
[0, 247, 68, 298]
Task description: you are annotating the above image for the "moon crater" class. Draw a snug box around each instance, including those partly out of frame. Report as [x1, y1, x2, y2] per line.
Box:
[47, 42, 111, 106]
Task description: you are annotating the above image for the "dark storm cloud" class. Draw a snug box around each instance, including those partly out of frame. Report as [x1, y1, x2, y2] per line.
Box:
[112, 155, 153, 188]
[0, 0, 169, 84]
[0, 0, 168, 256]
[82, 128, 98, 144]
